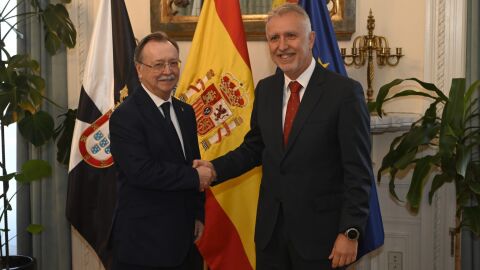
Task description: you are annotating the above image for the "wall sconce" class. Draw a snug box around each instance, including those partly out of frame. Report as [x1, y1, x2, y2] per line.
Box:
[341, 10, 403, 102]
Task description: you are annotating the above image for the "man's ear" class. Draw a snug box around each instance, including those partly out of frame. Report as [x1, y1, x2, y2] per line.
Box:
[309, 31, 316, 50]
[135, 64, 142, 80]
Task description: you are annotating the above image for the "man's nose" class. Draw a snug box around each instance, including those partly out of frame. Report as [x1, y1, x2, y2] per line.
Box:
[278, 37, 288, 50]
[161, 63, 173, 73]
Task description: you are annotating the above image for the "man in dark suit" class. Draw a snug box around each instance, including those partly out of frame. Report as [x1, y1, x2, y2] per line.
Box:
[194, 4, 373, 269]
[109, 32, 214, 270]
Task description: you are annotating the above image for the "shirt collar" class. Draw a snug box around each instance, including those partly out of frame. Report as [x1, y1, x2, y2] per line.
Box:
[142, 83, 172, 107]
[284, 57, 316, 91]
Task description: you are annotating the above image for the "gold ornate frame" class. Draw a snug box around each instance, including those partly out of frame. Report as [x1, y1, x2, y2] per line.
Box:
[150, 0, 356, 41]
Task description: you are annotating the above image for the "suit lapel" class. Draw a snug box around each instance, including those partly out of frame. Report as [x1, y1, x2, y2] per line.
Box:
[134, 87, 165, 132]
[284, 64, 327, 155]
[172, 98, 192, 161]
[271, 72, 286, 156]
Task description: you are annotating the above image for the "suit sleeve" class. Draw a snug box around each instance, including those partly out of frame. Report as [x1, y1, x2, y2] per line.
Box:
[211, 81, 265, 182]
[110, 106, 199, 191]
[337, 81, 373, 236]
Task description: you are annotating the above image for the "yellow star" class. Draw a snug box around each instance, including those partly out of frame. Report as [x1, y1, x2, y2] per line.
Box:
[317, 57, 330, 68]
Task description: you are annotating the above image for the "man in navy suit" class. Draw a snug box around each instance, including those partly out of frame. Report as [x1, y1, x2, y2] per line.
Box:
[195, 4, 373, 269]
[109, 32, 214, 270]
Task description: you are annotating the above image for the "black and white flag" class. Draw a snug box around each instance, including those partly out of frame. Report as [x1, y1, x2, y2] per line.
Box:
[66, 0, 139, 267]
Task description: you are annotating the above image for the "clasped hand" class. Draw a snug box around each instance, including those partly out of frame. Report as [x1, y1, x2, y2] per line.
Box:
[193, 159, 216, 192]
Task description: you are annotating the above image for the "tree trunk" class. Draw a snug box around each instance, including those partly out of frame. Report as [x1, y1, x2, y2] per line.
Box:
[455, 216, 461, 270]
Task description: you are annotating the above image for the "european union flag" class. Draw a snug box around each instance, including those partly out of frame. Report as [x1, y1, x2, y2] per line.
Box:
[298, 0, 385, 259]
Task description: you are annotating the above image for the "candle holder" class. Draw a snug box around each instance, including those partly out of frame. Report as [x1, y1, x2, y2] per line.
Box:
[341, 10, 403, 102]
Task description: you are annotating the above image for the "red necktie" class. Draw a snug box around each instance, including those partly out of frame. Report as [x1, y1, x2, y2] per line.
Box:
[283, 81, 302, 146]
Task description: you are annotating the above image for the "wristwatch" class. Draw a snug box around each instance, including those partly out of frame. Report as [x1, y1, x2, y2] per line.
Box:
[344, 228, 360, 241]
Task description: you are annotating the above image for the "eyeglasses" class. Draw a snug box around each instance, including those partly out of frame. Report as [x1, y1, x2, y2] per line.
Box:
[138, 60, 181, 72]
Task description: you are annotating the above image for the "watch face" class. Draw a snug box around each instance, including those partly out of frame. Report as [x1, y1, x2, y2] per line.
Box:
[346, 228, 359, 240]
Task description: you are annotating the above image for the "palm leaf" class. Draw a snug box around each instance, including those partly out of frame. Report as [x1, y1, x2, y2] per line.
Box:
[462, 206, 480, 236]
[406, 156, 434, 210]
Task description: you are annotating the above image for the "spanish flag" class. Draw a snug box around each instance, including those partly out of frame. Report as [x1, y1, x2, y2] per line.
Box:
[176, 0, 260, 269]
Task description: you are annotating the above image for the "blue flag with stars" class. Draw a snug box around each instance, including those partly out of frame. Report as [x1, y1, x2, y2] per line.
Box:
[298, 0, 385, 260]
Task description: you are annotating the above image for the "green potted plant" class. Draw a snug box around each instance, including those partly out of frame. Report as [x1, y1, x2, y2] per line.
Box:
[375, 77, 480, 270]
[0, 0, 76, 268]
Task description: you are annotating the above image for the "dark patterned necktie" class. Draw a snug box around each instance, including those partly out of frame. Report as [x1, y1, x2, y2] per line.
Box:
[160, 102, 184, 158]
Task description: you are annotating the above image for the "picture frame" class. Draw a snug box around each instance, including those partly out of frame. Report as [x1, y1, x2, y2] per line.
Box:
[150, 0, 356, 41]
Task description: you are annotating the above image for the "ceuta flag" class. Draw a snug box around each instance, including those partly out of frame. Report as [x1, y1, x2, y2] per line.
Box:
[298, 0, 384, 259]
[66, 0, 139, 267]
[176, 0, 260, 269]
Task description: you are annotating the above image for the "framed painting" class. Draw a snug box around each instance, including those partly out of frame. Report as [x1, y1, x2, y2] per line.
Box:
[150, 0, 356, 41]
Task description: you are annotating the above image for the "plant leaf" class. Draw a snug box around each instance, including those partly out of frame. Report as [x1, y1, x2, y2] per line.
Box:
[388, 168, 402, 202]
[443, 78, 466, 137]
[391, 124, 440, 163]
[378, 135, 403, 174]
[456, 144, 472, 178]
[53, 109, 77, 165]
[423, 100, 440, 127]
[2, 103, 25, 125]
[406, 156, 433, 210]
[466, 162, 480, 195]
[15, 160, 52, 182]
[18, 110, 54, 146]
[468, 182, 480, 195]
[45, 31, 61, 55]
[27, 74, 46, 106]
[52, 4, 76, 48]
[439, 123, 458, 159]
[378, 150, 400, 179]
[26, 224, 44, 234]
[407, 77, 448, 101]
[7, 55, 40, 72]
[465, 112, 480, 124]
[0, 89, 14, 119]
[42, 4, 76, 55]
[393, 149, 417, 170]
[465, 79, 480, 104]
[462, 206, 480, 237]
[457, 182, 473, 209]
[375, 79, 404, 116]
[386, 90, 437, 101]
[0, 173, 17, 182]
[429, 172, 452, 204]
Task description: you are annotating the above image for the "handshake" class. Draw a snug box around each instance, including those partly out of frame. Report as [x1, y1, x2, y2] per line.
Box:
[193, 159, 217, 192]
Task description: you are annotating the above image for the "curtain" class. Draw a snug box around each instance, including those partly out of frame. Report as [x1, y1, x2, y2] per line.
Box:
[16, 0, 71, 269]
[462, 0, 480, 269]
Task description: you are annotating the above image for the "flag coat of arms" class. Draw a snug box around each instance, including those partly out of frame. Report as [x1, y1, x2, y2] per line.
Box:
[176, 0, 260, 269]
[66, 0, 139, 267]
